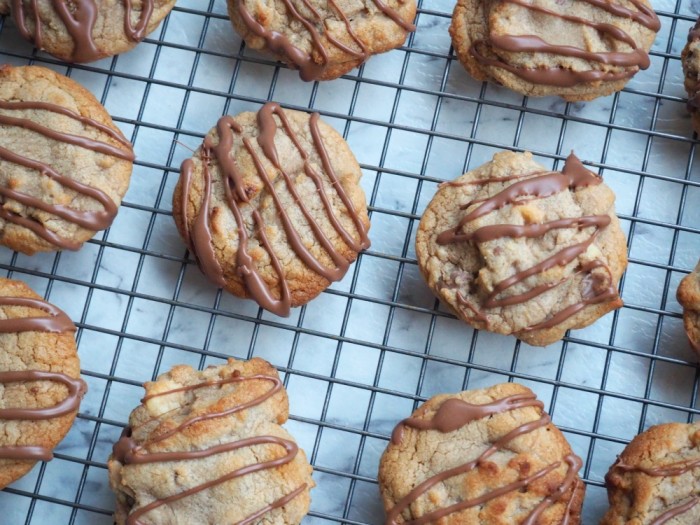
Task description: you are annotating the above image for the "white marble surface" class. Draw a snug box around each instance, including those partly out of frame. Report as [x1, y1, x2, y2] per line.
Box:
[0, 0, 700, 523]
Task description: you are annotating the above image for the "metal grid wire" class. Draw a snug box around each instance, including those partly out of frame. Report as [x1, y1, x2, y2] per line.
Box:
[0, 0, 699, 523]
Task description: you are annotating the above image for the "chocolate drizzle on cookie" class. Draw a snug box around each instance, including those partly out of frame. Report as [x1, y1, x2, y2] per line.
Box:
[387, 392, 582, 525]
[12, 0, 157, 62]
[0, 295, 86, 462]
[0, 98, 133, 250]
[113, 371, 307, 525]
[469, 0, 659, 88]
[436, 152, 619, 335]
[180, 102, 370, 316]
[648, 498, 700, 525]
[235, 0, 415, 81]
[606, 455, 700, 523]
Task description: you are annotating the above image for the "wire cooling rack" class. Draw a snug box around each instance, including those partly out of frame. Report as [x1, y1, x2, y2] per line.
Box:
[1, 0, 699, 523]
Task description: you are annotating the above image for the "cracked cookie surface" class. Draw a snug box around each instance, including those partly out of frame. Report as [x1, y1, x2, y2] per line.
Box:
[0, 65, 133, 254]
[449, 0, 659, 101]
[108, 357, 314, 525]
[173, 102, 370, 316]
[9, 0, 176, 62]
[415, 150, 627, 346]
[602, 422, 700, 525]
[0, 277, 85, 489]
[677, 259, 700, 357]
[227, 0, 416, 81]
[379, 382, 584, 524]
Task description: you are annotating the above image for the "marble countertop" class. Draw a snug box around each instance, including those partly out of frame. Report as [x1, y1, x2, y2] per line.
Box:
[1, 0, 700, 523]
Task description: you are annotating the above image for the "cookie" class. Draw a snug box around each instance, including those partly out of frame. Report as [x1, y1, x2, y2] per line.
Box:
[416, 151, 628, 347]
[379, 383, 584, 524]
[449, 0, 660, 102]
[108, 357, 314, 525]
[9, 0, 176, 63]
[0, 277, 86, 489]
[677, 259, 700, 356]
[602, 422, 700, 524]
[683, 18, 700, 134]
[0, 65, 133, 254]
[173, 102, 370, 316]
[227, 0, 416, 81]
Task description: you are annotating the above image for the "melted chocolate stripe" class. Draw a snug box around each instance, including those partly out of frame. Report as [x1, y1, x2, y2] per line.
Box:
[309, 112, 370, 251]
[649, 497, 700, 525]
[0, 445, 53, 462]
[387, 392, 582, 525]
[237, 484, 307, 525]
[612, 457, 700, 477]
[490, 34, 650, 69]
[13, 0, 156, 62]
[0, 100, 133, 151]
[115, 372, 303, 525]
[0, 370, 85, 420]
[469, 0, 658, 88]
[0, 296, 76, 333]
[123, 0, 155, 42]
[140, 374, 282, 444]
[0, 112, 132, 161]
[0, 368, 87, 462]
[0, 145, 118, 229]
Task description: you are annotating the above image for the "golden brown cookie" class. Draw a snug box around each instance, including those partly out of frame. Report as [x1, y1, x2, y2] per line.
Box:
[602, 422, 700, 525]
[9, 0, 176, 62]
[677, 259, 700, 356]
[683, 18, 700, 134]
[0, 65, 133, 254]
[0, 277, 86, 489]
[227, 0, 416, 81]
[449, 0, 660, 102]
[173, 102, 370, 316]
[415, 151, 628, 347]
[108, 357, 314, 525]
[379, 383, 584, 524]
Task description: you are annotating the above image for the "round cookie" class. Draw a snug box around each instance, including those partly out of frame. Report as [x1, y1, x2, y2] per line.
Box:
[227, 0, 416, 81]
[602, 422, 700, 524]
[0, 277, 86, 489]
[173, 102, 370, 316]
[415, 150, 628, 347]
[108, 357, 314, 525]
[0, 65, 133, 254]
[449, 0, 660, 101]
[677, 259, 700, 356]
[379, 383, 585, 524]
[683, 18, 700, 135]
[9, 0, 176, 63]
